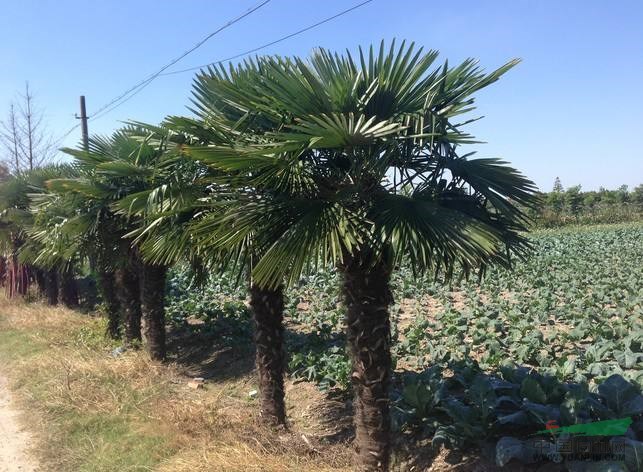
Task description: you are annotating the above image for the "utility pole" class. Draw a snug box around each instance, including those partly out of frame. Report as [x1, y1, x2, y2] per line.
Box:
[79, 96, 89, 151]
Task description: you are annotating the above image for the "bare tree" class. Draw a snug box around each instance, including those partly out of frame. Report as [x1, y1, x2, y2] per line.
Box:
[1, 82, 57, 173]
[0, 104, 22, 174]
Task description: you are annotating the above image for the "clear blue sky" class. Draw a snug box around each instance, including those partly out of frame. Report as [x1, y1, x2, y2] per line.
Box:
[2, 0, 642, 191]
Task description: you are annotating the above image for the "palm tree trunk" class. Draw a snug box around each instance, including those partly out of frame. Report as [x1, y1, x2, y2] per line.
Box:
[6, 253, 29, 298]
[97, 271, 120, 339]
[0, 256, 6, 288]
[339, 250, 394, 472]
[249, 284, 286, 426]
[115, 267, 142, 345]
[139, 262, 167, 362]
[34, 269, 46, 295]
[60, 269, 79, 308]
[17, 261, 29, 296]
[45, 269, 58, 305]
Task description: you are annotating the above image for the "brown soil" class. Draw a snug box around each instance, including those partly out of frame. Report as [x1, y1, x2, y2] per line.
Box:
[0, 374, 37, 472]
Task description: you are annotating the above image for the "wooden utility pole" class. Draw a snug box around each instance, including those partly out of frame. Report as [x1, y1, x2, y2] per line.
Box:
[79, 96, 89, 151]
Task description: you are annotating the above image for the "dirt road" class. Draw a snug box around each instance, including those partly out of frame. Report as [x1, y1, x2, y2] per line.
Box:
[0, 375, 36, 472]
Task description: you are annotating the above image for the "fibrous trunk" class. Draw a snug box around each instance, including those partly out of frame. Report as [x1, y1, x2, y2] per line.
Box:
[60, 269, 79, 308]
[97, 271, 120, 339]
[34, 269, 46, 295]
[115, 267, 142, 345]
[139, 262, 167, 362]
[0, 256, 6, 287]
[339, 251, 393, 472]
[5, 253, 29, 298]
[249, 284, 286, 426]
[5, 237, 29, 298]
[45, 269, 58, 305]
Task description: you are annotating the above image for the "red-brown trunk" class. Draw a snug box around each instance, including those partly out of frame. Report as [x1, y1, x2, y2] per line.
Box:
[5, 253, 29, 298]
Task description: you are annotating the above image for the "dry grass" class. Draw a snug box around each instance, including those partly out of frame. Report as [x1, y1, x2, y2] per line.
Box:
[0, 296, 352, 472]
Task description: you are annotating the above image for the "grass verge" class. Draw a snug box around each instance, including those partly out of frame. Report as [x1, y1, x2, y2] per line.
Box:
[0, 297, 351, 471]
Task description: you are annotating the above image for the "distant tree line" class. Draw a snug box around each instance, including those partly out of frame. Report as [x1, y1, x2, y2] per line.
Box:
[531, 177, 643, 227]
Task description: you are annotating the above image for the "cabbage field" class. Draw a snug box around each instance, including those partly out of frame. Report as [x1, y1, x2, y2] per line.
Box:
[390, 222, 643, 385]
[167, 222, 643, 466]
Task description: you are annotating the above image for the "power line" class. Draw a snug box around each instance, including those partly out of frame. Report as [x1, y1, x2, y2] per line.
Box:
[88, 0, 272, 121]
[55, 0, 376, 143]
[161, 0, 375, 76]
[88, 76, 154, 122]
[53, 0, 271, 145]
[89, 0, 375, 121]
[51, 123, 81, 150]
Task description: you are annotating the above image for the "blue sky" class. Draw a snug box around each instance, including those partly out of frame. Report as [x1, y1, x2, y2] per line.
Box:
[1, 0, 641, 191]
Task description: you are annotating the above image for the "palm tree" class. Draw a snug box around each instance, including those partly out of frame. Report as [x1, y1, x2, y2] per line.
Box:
[21, 167, 82, 309]
[59, 127, 204, 360]
[56, 131, 161, 355]
[0, 171, 36, 298]
[165, 78, 295, 425]
[187, 197, 289, 427]
[0, 166, 79, 303]
[186, 41, 538, 470]
[127, 112, 292, 426]
[36, 176, 130, 338]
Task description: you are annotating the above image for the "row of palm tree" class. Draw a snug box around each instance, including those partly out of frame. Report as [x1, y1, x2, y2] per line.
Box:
[0, 166, 81, 305]
[0, 41, 538, 471]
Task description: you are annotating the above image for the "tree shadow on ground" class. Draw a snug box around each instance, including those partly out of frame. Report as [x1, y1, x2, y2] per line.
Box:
[166, 311, 349, 382]
[284, 328, 356, 445]
[164, 314, 358, 446]
[166, 314, 255, 381]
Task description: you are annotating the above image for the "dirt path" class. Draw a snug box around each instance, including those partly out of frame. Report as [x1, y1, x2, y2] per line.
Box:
[0, 375, 36, 472]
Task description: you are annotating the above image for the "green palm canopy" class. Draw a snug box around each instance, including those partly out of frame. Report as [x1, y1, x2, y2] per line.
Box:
[186, 40, 538, 289]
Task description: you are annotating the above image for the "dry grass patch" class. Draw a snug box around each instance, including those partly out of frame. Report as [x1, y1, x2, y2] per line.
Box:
[0, 297, 352, 471]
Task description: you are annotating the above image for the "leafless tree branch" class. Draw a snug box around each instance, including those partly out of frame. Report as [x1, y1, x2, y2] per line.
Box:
[1, 81, 58, 174]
